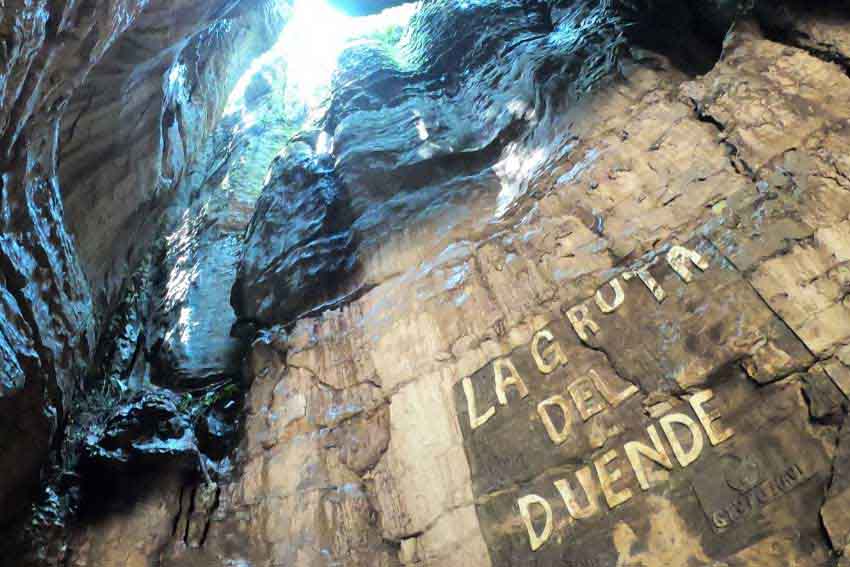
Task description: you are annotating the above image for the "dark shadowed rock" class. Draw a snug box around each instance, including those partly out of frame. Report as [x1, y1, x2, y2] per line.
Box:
[232, 140, 357, 325]
[0, 0, 285, 541]
[82, 391, 197, 470]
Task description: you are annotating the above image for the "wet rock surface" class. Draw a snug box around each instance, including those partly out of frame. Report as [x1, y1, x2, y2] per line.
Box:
[232, 140, 357, 326]
[0, 0, 286, 530]
[81, 391, 198, 469]
[0, 0, 294, 559]
[3, 0, 850, 566]
[37, 71, 301, 566]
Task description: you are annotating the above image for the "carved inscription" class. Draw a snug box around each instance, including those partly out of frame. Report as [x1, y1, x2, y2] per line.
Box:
[453, 240, 830, 565]
[710, 464, 807, 531]
[463, 330, 638, 435]
[459, 244, 732, 550]
[517, 390, 732, 549]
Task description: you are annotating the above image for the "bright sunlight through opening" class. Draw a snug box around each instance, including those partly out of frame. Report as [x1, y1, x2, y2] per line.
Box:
[226, 0, 418, 114]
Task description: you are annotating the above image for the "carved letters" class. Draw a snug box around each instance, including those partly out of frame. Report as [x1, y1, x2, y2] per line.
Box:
[454, 241, 827, 563]
[457, 244, 745, 551]
[463, 329, 638, 433]
[519, 397, 734, 549]
[709, 464, 807, 530]
[566, 245, 709, 346]
[462, 244, 707, 434]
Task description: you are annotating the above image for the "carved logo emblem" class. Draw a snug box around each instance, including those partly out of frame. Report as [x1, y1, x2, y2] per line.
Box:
[722, 454, 761, 493]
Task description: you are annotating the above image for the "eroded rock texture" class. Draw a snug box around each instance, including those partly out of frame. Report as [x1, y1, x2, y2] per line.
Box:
[19, 63, 303, 566]
[0, 0, 285, 551]
[4, 0, 850, 566]
[221, 0, 850, 566]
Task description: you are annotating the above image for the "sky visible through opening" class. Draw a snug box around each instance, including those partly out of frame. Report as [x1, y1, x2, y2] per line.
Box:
[226, 0, 417, 114]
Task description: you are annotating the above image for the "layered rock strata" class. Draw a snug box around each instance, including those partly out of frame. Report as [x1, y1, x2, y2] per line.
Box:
[0, 0, 285, 550]
[222, 1, 850, 566]
[20, 69, 302, 566]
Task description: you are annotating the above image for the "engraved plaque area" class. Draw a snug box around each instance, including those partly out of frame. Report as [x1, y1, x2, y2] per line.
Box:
[453, 242, 832, 566]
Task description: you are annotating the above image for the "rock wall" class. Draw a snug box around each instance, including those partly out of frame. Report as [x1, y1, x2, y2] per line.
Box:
[0, 0, 284, 542]
[223, 0, 850, 566]
[59, 0, 286, 310]
[53, 77, 303, 567]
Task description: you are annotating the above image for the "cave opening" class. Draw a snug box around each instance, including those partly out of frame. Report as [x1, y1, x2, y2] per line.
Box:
[225, 0, 418, 118]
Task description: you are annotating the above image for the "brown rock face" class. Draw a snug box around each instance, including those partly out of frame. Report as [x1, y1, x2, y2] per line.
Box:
[219, 1, 850, 565]
[5, 0, 850, 566]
